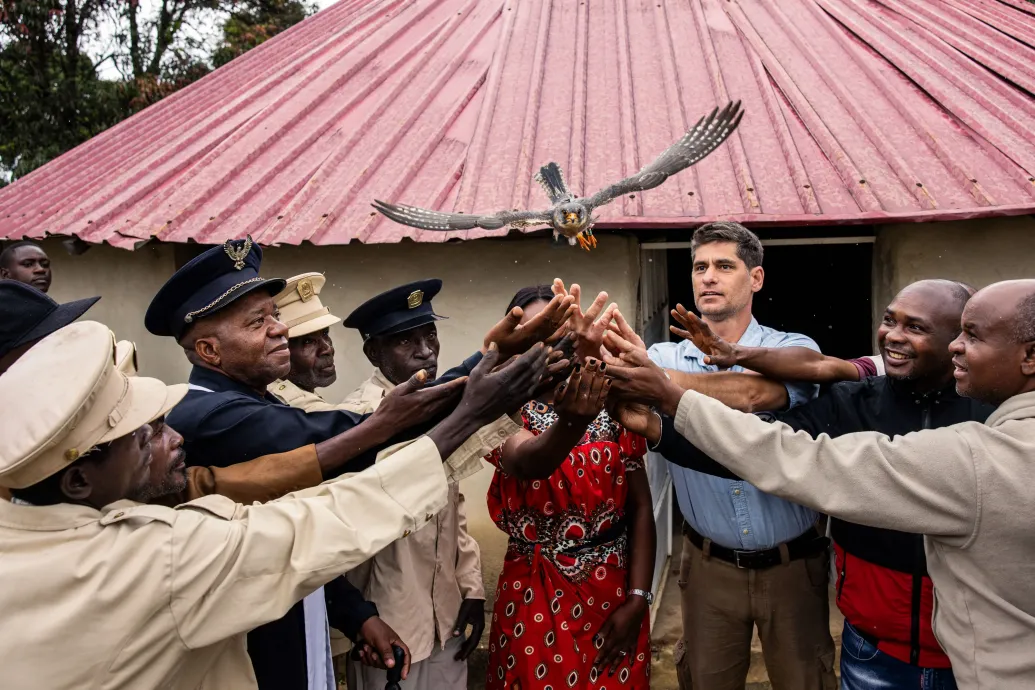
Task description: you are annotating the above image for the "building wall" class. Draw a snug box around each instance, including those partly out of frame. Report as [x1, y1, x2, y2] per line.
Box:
[872, 215, 1035, 332]
[41, 233, 642, 602]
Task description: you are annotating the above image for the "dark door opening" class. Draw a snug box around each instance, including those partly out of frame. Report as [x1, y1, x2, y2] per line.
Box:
[665, 241, 873, 360]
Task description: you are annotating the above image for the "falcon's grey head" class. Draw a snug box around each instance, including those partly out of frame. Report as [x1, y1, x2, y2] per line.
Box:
[553, 202, 589, 234]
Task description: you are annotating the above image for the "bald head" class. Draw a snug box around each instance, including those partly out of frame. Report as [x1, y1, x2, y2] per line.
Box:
[950, 280, 1035, 405]
[878, 279, 974, 388]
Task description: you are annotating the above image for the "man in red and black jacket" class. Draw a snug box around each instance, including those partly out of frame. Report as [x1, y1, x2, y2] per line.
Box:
[641, 279, 991, 689]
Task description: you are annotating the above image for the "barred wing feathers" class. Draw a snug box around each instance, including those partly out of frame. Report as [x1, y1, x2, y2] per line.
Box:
[372, 200, 552, 231]
[584, 101, 744, 211]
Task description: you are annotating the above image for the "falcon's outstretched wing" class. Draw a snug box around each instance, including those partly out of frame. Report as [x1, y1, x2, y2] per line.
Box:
[583, 101, 744, 211]
[372, 200, 552, 231]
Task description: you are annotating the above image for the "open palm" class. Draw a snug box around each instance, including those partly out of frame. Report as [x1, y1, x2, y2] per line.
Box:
[670, 304, 737, 368]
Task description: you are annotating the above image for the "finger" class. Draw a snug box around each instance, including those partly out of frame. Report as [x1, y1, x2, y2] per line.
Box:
[474, 342, 501, 378]
[552, 278, 568, 297]
[558, 366, 583, 404]
[669, 325, 693, 341]
[603, 330, 636, 355]
[584, 291, 608, 323]
[590, 368, 609, 401]
[386, 639, 411, 679]
[456, 628, 481, 661]
[422, 375, 467, 399]
[593, 622, 617, 668]
[612, 308, 636, 338]
[583, 356, 600, 374]
[600, 343, 625, 368]
[570, 284, 582, 314]
[375, 639, 395, 669]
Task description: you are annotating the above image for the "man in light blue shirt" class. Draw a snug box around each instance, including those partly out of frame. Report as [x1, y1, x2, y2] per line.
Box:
[646, 222, 836, 690]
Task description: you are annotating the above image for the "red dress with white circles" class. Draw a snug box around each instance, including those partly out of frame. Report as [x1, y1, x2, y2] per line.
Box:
[484, 402, 650, 690]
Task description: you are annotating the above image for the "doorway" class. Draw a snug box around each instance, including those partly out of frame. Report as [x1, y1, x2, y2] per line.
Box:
[664, 239, 874, 359]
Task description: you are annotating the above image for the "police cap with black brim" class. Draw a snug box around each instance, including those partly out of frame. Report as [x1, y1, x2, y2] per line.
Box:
[144, 237, 286, 340]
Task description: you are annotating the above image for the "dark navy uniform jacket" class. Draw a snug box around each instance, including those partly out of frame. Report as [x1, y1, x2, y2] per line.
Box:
[166, 353, 482, 690]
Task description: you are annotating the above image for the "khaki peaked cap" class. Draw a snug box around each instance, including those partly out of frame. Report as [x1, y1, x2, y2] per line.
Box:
[274, 272, 342, 339]
[0, 322, 187, 489]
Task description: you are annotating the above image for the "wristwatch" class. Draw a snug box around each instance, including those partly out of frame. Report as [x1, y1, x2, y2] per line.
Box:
[628, 588, 654, 606]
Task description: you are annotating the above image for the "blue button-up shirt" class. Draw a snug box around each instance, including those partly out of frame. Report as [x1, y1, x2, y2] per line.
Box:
[648, 317, 820, 550]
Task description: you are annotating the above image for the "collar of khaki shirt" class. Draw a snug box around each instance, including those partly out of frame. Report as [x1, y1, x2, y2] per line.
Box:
[0, 498, 140, 531]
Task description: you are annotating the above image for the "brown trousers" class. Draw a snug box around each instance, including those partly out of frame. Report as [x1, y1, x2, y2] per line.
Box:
[675, 534, 837, 690]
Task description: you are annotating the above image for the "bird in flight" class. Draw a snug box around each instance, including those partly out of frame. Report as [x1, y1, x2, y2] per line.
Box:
[373, 101, 743, 250]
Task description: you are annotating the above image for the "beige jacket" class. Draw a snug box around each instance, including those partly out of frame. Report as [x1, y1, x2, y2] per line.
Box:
[0, 436, 477, 690]
[344, 368, 488, 662]
[675, 389, 1035, 690]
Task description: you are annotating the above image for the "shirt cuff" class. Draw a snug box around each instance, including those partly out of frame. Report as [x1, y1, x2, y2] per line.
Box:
[443, 415, 521, 483]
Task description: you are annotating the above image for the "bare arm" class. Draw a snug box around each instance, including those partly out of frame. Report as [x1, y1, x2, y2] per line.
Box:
[667, 369, 789, 412]
[624, 468, 656, 595]
[669, 306, 859, 384]
[729, 346, 861, 383]
[495, 362, 611, 480]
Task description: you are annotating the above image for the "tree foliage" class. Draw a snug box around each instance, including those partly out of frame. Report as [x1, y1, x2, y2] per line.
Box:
[0, 0, 312, 180]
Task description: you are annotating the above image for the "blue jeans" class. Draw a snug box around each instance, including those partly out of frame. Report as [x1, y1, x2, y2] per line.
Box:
[840, 620, 958, 690]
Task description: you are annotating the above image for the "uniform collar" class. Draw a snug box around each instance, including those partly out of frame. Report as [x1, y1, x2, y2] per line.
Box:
[0, 498, 140, 531]
[371, 368, 396, 394]
[678, 316, 763, 362]
[189, 365, 277, 402]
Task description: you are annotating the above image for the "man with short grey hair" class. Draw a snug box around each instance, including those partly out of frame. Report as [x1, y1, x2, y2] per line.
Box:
[647, 221, 836, 690]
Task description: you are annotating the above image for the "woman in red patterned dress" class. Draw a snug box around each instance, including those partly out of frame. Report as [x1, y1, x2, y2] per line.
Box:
[485, 285, 656, 690]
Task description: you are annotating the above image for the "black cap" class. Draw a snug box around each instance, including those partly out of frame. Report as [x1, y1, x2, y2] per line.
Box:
[0, 280, 100, 358]
[343, 279, 447, 341]
[145, 237, 286, 340]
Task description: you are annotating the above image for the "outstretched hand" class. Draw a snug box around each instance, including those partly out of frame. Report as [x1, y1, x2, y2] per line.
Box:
[461, 342, 551, 422]
[483, 292, 576, 359]
[555, 280, 617, 362]
[554, 358, 611, 424]
[372, 369, 466, 428]
[602, 331, 684, 416]
[670, 304, 737, 368]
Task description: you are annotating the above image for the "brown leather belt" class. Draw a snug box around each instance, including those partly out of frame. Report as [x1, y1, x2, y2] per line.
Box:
[682, 522, 828, 570]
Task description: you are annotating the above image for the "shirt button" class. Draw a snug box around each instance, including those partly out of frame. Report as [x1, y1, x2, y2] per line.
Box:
[497, 429, 508, 438]
[402, 530, 411, 537]
[742, 528, 749, 535]
[733, 489, 741, 495]
[278, 384, 286, 391]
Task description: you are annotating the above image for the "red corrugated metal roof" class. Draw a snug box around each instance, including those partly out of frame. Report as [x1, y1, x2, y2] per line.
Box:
[2, 0, 1035, 248]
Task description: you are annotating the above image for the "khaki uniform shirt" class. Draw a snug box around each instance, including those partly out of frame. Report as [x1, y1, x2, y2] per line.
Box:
[344, 369, 487, 662]
[0, 436, 479, 690]
[273, 370, 514, 661]
[676, 389, 1035, 690]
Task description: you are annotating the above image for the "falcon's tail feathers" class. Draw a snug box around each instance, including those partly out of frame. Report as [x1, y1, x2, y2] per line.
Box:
[534, 162, 570, 203]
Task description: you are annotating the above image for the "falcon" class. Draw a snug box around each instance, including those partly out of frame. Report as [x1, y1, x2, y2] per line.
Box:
[373, 101, 743, 250]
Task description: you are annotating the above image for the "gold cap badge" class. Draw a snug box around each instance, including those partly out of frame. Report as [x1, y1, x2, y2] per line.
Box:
[223, 236, 253, 271]
[407, 290, 424, 309]
[298, 277, 315, 302]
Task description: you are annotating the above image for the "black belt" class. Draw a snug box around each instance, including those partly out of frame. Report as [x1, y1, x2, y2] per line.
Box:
[682, 522, 828, 570]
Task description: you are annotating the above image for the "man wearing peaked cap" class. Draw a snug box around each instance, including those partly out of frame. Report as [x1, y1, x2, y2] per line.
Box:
[0, 320, 472, 690]
[340, 279, 484, 690]
[145, 238, 568, 690]
[268, 272, 346, 412]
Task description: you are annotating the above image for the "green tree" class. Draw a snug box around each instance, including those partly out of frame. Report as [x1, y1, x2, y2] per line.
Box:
[212, 0, 312, 68]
